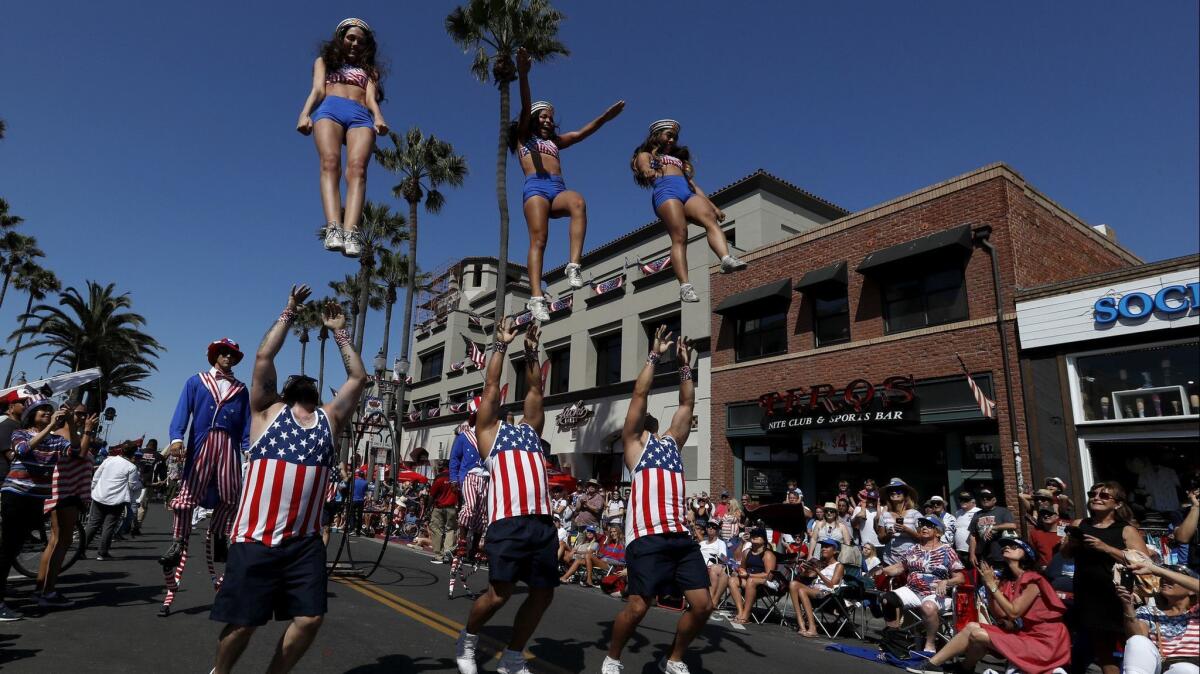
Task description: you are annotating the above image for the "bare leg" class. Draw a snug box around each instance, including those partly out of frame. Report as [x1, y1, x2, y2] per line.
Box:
[523, 197, 550, 297]
[507, 586, 554, 650]
[341, 127, 375, 233]
[961, 624, 992, 670]
[214, 623, 256, 674]
[667, 588, 714, 662]
[607, 593, 650, 659]
[266, 615, 324, 674]
[38, 506, 79, 594]
[655, 200, 690, 284]
[559, 559, 583, 582]
[584, 554, 595, 586]
[919, 601, 940, 652]
[927, 621, 979, 666]
[738, 579, 763, 622]
[464, 582, 514, 635]
[798, 587, 819, 636]
[313, 120, 346, 226]
[550, 190, 587, 264]
[713, 572, 728, 608]
[683, 196, 731, 259]
[788, 581, 807, 633]
[728, 576, 745, 622]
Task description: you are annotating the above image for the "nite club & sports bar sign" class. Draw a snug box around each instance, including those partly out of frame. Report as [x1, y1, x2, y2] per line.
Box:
[757, 375, 919, 432]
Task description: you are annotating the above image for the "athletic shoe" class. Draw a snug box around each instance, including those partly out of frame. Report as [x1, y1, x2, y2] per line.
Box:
[565, 263, 585, 289]
[37, 591, 75, 608]
[526, 296, 551, 321]
[341, 230, 362, 257]
[497, 650, 531, 674]
[95, 553, 110, 561]
[0, 603, 23, 621]
[679, 283, 699, 303]
[323, 225, 344, 252]
[159, 540, 184, 570]
[720, 254, 747, 273]
[157, 604, 170, 618]
[601, 656, 624, 673]
[658, 659, 690, 674]
[454, 631, 479, 674]
[905, 663, 951, 674]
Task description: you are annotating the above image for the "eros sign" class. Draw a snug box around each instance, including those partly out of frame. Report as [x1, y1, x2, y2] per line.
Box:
[1093, 283, 1200, 326]
[758, 375, 919, 432]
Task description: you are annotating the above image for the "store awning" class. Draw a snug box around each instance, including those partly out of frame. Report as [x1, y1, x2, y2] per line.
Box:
[713, 278, 793, 316]
[794, 261, 848, 291]
[855, 224, 973, 273]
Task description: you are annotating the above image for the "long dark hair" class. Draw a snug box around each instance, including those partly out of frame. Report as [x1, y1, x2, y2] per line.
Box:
[630, 130, 692, 188]
[319, 25, 386, 102]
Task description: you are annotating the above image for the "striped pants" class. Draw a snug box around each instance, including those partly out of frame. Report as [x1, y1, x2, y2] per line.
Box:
[169, 431, 241, 541]
[456, 472, 490, 532]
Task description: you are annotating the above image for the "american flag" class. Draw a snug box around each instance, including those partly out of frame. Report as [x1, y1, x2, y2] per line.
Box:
[406, 410, 421, 422]
[957, 354, 997, 419]
[625, 434, 688, 543]
[427, 406, 441, 418]
[548, 295, 573, 313]
[449, 360, 466, 372]
[467, 313, 483, 327]
[449, 401, 469, 414]
[486, 421, 551, 523]
[462, 335, 487, 370]
[591, 274, 625, 295]
[641, 255, 672, 276]
[513, 310, 535, 327]
[230, 407, 335, 547]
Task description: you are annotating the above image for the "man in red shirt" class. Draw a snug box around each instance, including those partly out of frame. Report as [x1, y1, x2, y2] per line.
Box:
[429, 463, 459, 563]
[1028, 508, 1063, 570]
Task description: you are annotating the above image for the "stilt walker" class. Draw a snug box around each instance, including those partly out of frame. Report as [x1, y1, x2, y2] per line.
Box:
[157, 338, 250, 617]
[448, 399, 489, 597]
[603, 325, 713, 674]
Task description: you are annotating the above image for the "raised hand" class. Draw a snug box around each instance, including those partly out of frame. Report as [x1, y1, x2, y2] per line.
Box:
[517, 47, 531, 75]
[288, 284, 313, 310]
[603, 100, 626, 121]
[496, 317, 519, 345]
[524, 322, 541, 351]
[676, 335, 695, 366]
[84, 413, 100, 432]
[652, 324, 674, 355]
[322, 300, 347, 331]
[50, 409, 69, 430]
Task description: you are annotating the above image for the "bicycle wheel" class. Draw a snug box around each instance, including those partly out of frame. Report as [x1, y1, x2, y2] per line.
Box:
[12, 514, 52, 578]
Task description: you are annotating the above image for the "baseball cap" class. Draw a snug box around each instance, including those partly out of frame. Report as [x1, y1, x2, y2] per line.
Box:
[957, 490, 975, 502]
[978, 488, 996, 498]
[927, 495, 945, 505]
[1045, 477, 1066, 490]
[705, 520, 720, 530]
[1034, 488, 1055, 499]
[818, 537, 842, 550]
[998, 537, 1037, 560]
[917, 516, 945, 533]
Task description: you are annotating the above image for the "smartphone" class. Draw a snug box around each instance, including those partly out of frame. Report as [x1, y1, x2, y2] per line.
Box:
[1119, 566, 1135, 591]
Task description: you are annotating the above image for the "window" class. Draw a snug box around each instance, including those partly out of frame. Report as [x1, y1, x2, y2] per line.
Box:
[735, 311, 787, 362]
[419, 348, 444, 380]
[511, 357, 528, 400]
[1073, 341, 1199, 421]
[642, 313, 682, 374]
[547, 346, 570, 395]
[882, 264, 968, 334]
[593, 332, 622, 387]
[471, 264, 482, 288]
[812, 286, 850, 347]
[724, 228, 736, 248]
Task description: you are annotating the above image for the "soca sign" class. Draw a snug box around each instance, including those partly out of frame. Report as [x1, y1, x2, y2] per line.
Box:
[1094, 283, 1200, 325]
[758, 375, 919, 432]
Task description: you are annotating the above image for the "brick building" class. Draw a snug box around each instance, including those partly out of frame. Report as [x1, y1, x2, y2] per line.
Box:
[707, 163, 1140, 508]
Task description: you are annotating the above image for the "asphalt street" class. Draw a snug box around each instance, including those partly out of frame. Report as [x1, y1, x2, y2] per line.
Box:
[0, 507, 898, 673]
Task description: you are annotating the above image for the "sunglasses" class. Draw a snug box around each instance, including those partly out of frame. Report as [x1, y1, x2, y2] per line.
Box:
[1087, 491, 1117, 502]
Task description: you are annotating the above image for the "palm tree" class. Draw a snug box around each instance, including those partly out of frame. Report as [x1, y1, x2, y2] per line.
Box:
[4, 265, 61, 387]
[13, 281, 163, 410]
[374, 248, 410, 369]
[375, 127, 467, 394]
[0, 232, 43, 310]
[291, 301, 323, 375]
[0, 198, 21, 229]
[0, 118, 6, 140]
[330, 274, 385, 350]
[350, 201, 407, 353]
[445, 0, 567, 322]
[310, 296, 336, 399]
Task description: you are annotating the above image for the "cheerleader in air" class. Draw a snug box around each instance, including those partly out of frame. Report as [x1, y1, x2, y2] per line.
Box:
[632, 120, 746, 303]
[296, 18, 389, 258]
[512, 47, 624, 320]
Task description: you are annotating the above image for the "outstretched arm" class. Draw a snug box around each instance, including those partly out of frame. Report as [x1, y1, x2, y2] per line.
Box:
[322, 302, 368, 435]
[296, 57, 326, 136]
[475, 318, 519, 460]
[253, 285, 311, 414]
[521, 323, 545, 435]
[515, 48, 533, 142]
[622, 325, 673, 468]
[667, 336, 697, 445]
[558, 100, 625, 149]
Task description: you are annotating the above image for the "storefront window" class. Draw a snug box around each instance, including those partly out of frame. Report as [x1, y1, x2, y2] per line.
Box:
[1073, 340, 1200, 422]
[735, 311, 787, 362]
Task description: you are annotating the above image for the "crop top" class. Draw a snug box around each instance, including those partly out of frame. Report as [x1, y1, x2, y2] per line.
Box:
[326, 64, 370, 89]
[651, 154, 686, 170]
[519, 137, 560, 160]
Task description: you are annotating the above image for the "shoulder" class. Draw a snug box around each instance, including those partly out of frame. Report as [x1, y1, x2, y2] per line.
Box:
[313, 56, 326, 68]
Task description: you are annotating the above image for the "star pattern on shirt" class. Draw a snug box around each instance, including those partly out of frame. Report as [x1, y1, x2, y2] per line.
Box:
[249, 410, 334, 467]
[636, 436, 682, 473]
[493, 423, 540, 455]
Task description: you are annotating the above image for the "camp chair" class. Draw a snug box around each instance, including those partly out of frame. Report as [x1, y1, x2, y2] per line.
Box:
[812, 574, 866, 639]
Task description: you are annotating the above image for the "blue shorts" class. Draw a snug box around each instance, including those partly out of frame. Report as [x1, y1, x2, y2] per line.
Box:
[522, 173, 567, 207]
[210, 535, 327, 626]
[484, 515, 559, 588]
[625, 532, 708, 598]
[311, 95, 374, 131]
[652, 175, 695, 211]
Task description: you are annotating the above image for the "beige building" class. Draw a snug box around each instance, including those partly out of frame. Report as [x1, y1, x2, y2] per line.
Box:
[394, 170, 845, 494]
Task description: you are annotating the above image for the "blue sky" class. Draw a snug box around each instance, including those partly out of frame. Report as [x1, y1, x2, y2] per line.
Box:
[1, 1, 1197, 443]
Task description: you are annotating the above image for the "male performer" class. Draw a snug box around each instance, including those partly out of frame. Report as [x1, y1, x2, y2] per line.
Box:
[211, 285, 366, 674]
[159, 337, 251, 571]
[449, 397, 489, 562]
[455, 320, 554, 674]
[604, 325, 711, 674]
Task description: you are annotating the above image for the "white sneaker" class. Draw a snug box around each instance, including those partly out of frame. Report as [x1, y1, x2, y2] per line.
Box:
[323, 225, 344, 252]
[720, 254, 747, 272]
[455, 631, 479, 674]
[526, 296, 551, 321]
[565, 263, 585, 289]
[342, 229, 362, 257]
[601, 656, 625, 674]
[659, 659, 691, 674]
[679, 283, 699, 303]
[497, 650, 531, 674]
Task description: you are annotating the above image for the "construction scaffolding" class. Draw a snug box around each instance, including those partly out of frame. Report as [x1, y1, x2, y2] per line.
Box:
[413, 257, 462, 328]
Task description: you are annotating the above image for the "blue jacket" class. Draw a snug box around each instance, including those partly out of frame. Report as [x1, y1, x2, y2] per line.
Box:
[449, 430, 481, 485]
[169, 372, 250, 481]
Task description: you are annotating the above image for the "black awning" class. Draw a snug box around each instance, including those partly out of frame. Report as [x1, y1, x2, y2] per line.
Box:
[855, 224, 973, 273]
[713, 278, 793, 316]
[794, 261, 848, 291]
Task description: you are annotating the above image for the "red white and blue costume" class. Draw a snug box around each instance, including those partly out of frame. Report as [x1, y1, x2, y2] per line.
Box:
[624, 434, 688, 544]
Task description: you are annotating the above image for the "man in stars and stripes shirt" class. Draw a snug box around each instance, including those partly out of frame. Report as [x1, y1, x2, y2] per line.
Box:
[209, 285, 366, 674]
[604, 325, 712, 674]
[455, 319, 555, 674]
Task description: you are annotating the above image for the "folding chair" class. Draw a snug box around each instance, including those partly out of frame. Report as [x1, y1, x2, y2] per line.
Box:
[812, 575, 866, 639]
[750, 575, 789, 624]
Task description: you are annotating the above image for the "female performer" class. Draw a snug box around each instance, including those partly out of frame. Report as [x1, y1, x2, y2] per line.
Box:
[631, 120, 746, 303]
[513, 47, 623, 320]
[36, 403, 99, 607]
[296, 17, 389, 258]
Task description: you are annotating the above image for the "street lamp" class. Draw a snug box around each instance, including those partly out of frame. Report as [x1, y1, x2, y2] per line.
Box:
[102, 406, 117, 444]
